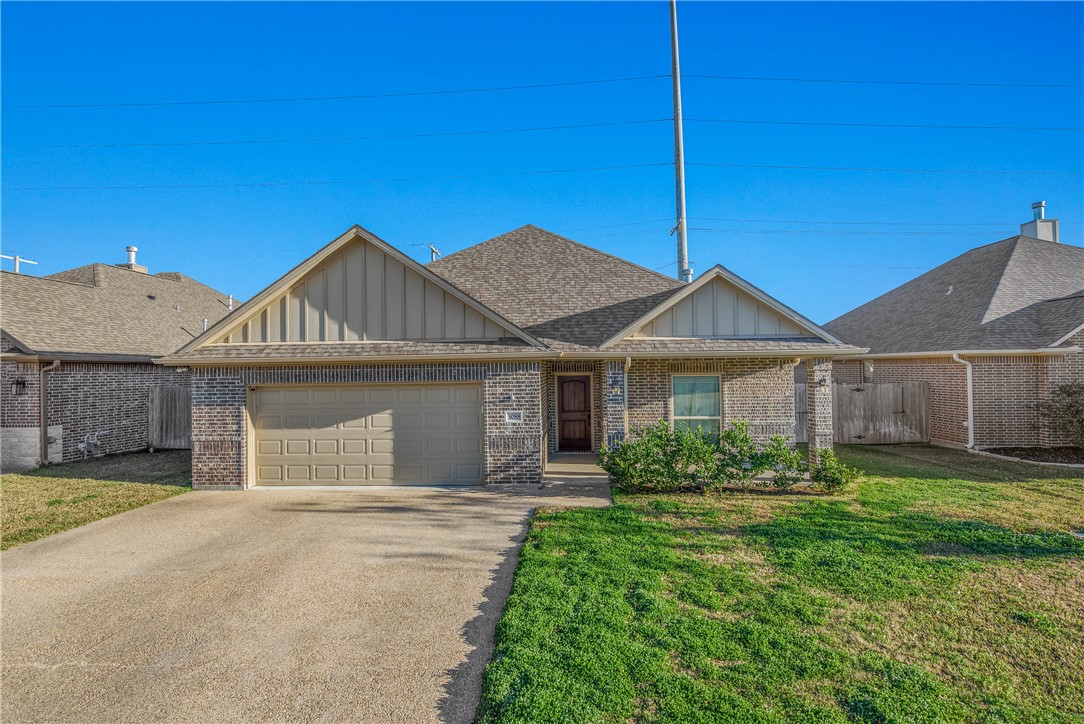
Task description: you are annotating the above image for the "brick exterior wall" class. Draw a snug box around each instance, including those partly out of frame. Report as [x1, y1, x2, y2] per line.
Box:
[191, 362, 543, 489]
[46, 363, 191, 461]
[626, 357, 798, 444]
[835, 358, 969, 446]
[1, 360, 41, 428]
[836, 341, 1084, 448]
[541, 360, 606, 454]
[1042, 330, 1084, 446]
[604, 361, 626, 447]
[806, 358, 833, 463]
[1, 349, 191, 468]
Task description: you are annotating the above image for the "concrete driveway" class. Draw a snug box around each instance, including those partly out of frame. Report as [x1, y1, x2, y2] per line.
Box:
[1, 484, 607, 723]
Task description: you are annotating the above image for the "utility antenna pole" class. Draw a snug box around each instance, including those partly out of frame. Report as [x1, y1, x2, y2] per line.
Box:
[0, 253, 39, 274]
[428, 244, 441, 262]
[670, 0, 692, 283]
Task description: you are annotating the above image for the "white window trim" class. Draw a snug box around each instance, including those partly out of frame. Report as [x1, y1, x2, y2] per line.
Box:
[669, 373, 723, 433]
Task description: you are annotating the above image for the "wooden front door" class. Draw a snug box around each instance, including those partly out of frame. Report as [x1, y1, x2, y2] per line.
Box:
[557, 375, 591, 451]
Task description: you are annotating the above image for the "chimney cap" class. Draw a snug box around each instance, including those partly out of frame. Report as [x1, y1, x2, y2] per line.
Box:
[126, 245, 138, 252]
[1031, 201, 1046, 220]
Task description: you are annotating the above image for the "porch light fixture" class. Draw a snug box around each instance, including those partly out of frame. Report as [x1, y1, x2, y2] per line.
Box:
[10, 378, 27, 396]
[609, 384, 622, 395]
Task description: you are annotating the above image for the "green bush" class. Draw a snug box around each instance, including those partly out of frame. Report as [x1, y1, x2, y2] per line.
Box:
[759, 435, 806, 489]
[599, 420, 715, 493]
[601, 421, 822, 493]
[708, 420, 766, 490]
[810, 448, 861, 494]
[1036, 381, 1084, 448]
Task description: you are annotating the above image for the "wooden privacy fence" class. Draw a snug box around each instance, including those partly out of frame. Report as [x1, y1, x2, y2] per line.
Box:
[149, 386, 192, 449]
[795, 382, 929, 444]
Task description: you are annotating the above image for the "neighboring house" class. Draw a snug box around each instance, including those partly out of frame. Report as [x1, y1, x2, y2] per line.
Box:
[824, 203, 1084, 449]
[0, 248, 233, 471]
[162, 224, 863, 489]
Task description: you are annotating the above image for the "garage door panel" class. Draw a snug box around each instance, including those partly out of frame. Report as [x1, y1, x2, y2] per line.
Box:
[257, 440, 282, 456]
[253, 383, 483, 486]
[342, 465, 368, 481]
[313, 439, 338, 455]
[314, 465, 339, 481]
[342, 439, 368, 454]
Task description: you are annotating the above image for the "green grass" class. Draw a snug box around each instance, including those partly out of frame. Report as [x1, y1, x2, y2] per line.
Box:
[1, 450, 191, 550]
[478, 445, 1084, 723]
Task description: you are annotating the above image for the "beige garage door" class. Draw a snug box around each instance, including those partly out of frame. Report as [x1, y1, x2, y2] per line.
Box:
[252, 384, 483, 486]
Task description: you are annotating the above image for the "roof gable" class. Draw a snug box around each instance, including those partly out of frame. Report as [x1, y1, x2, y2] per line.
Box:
[600, 265, 841, 348]
[182, 226, 544, 354]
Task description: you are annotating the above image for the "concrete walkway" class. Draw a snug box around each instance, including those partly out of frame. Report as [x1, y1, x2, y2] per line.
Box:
[1, 484, 608, 723]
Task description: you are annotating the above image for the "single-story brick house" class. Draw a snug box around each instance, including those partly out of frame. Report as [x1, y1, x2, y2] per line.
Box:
[0, 249, 233, 471]
[161, 224, 863, 489]
[824, 204, 1083, 449]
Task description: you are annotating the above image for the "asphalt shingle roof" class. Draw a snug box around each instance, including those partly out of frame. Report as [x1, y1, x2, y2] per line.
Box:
[427, 225, 686, 348]
[825, 236, 1084, 353]
[1, 264, 233, 360]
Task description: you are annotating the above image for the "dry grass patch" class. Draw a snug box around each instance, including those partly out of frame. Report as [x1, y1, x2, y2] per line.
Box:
[1, 450, 190, 550]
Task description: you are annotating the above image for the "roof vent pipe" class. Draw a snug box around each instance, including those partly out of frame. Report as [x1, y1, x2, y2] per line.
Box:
[126, 245, 138, 265]
[227, 295, 234, 311]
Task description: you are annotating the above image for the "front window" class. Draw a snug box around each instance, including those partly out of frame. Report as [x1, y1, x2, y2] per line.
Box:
[672, 375, 721, 439]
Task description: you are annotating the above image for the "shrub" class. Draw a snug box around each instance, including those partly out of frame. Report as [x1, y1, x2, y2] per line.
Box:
[810, 448, 861, 494]
[599, 421, 715, 493]
[759, 436, 806, 490]
[1036, 381, 1084, 448]
[707, 420, 766, 490]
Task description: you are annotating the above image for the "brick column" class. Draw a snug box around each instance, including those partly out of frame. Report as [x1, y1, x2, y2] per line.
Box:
[806, 358, 833, 465]
[604, 360, 627, 447]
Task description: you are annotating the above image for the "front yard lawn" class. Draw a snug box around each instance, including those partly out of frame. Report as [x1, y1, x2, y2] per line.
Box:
[479, 445, 1084, 723]
[1, 450, 191, 550]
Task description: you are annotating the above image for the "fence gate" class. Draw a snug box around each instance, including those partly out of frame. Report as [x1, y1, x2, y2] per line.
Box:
[795, 382, 929, 444]
[149, 386, 192, 449]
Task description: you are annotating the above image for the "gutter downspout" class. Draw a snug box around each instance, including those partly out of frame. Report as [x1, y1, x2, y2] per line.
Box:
[623, 356, 632, 440]
[951, 354, 974, 449]
[39, 359, 60, 465]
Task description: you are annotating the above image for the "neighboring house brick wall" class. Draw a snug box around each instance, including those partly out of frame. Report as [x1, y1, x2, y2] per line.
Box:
[46, 363, 191, 462]
[627, 357, 797, 444]
[842, 358, 970, 446]
[190, 362, 543, 489]
[1042, 331, 1084, 446]
[970, 356, 1043, 448]
[1, 360, 41, 428]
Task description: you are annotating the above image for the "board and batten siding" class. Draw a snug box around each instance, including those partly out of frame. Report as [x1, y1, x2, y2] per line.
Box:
[220, 239, 512, 343]
[633, 277, 805, 338]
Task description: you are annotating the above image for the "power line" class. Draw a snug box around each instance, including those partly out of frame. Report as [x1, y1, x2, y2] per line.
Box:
[1, 75, 670, 110]
[688, 161, 1082, 176]
[691, 216, 1014, 227]
[687, 118, 1083, 132]
[7, 115, 1075, 150]
[2, 119, 671, 150]
[685, 74, 1083, 89]
[689, 227, 1000, 236]
[6, 162, 672, 191]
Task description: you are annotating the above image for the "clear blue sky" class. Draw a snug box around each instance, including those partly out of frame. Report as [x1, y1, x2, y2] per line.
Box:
[3, 1, 1081, 323]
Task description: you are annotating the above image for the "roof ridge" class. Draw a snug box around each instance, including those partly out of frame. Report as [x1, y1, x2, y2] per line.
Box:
[3, 269, 96, 289]
[978, 237, 1024, 325]
[519, 224, 685, 286]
